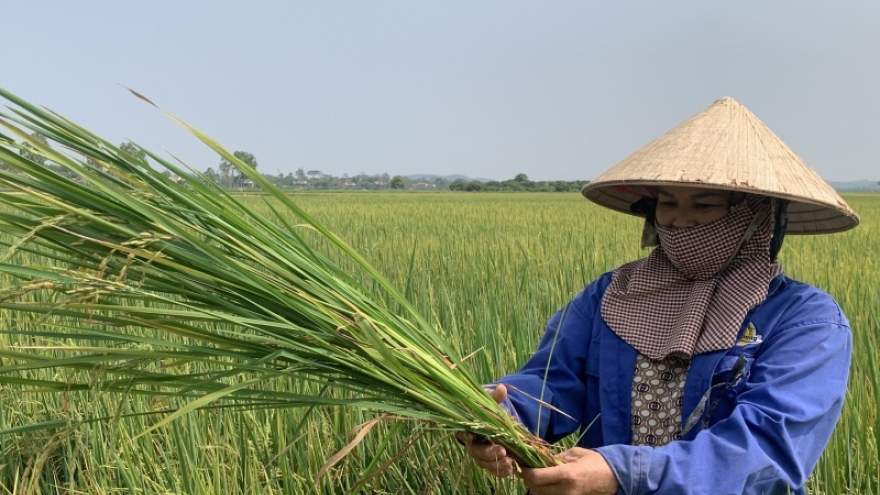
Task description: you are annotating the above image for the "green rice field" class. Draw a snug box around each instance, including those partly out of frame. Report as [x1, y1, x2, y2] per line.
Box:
[1, 192, 877, 494]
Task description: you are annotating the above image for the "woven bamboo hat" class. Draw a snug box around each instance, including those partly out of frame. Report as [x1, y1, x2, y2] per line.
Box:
[582, 97, 859, 234]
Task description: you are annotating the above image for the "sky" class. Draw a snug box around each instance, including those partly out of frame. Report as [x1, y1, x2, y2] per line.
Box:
[2, 2, 878, 182]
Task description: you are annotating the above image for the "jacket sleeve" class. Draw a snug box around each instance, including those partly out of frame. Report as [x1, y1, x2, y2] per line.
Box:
[596, 294, 853, 495]
[493, 275, 608, 444]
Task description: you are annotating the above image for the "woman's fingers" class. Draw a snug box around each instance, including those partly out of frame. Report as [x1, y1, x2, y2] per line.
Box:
[488, 383, 508, 403]
[470, 444, 514, 477]
[458, 383, 515, 477]
[469, 440, 507, 462]
[458, 431, 516, 477]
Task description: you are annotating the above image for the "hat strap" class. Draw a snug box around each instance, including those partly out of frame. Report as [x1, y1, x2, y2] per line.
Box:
[630, 197, 659, 249]
[770, 199, 789, 261]
[719, 199, 771, 272]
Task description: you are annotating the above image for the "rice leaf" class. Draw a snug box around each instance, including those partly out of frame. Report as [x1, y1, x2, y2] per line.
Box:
[0, 86, 560, 470]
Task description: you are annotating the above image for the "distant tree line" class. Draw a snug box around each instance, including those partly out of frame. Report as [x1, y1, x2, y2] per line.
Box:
[448, 173, 588, 192]
[2, 134, 588, 193]
[254, 170, 423, 191]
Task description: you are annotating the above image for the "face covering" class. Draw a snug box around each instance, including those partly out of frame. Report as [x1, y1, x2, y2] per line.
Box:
[600, 195, 782, 359]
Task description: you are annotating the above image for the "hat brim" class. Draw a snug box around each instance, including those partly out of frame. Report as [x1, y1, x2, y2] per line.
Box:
[582, 179, 859, 234]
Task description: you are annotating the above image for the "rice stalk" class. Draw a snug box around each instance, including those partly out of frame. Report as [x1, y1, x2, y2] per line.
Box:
[0, 87, 559, 471]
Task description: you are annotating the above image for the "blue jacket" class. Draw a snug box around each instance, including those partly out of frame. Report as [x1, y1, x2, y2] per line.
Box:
[497, 272, 852, 495]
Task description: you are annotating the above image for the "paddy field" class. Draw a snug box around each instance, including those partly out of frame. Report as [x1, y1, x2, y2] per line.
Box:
[1, 192, 877, 494]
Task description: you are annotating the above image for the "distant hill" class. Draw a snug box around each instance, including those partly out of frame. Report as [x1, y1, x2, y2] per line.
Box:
[406, 175, 880, 191]
[407, 174, 492, 182]
[828, 180, 880, 192]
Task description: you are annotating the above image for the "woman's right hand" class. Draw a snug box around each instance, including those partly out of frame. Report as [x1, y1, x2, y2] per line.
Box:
[455, 384, 518, 478]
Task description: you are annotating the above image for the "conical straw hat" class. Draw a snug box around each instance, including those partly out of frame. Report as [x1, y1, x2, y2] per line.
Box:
[582, 97, 859, 234]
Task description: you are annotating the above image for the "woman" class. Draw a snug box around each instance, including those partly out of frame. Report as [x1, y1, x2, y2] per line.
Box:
[460, 97, 859, 495]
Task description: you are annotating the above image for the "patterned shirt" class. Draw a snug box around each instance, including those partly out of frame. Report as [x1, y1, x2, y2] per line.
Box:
[631, 353, 691, 446]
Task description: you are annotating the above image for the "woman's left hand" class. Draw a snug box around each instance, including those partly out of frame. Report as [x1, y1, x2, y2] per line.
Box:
[519, 447, 619, 495]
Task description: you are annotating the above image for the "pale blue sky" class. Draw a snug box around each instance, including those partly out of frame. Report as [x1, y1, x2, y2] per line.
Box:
[2, 2, 878, 181]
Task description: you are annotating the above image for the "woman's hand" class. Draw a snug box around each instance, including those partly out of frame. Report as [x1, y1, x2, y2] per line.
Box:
[458, 386, 619, 493]
[456, 384, 518, 478]
[520, 447, 619, 495]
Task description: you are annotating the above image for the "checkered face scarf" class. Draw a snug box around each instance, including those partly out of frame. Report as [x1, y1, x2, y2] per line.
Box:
[601, 196, 783, 360]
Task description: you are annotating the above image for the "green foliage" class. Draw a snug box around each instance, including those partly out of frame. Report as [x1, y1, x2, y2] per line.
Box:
[390, 175, 406, 190]
[450, 176, 589, 193]
[449, 178, 467, 191]
[204, 166, 220, 183]
[18, 131, 48, 166]
[219, 150, 258, 187]
[119, 141, 146, 161]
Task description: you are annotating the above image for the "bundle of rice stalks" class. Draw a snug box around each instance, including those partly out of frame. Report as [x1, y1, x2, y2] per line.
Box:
[0, 87, 558, 471]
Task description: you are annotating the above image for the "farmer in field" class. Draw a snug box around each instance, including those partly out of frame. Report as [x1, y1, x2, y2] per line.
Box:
[459, 97, 858, 494]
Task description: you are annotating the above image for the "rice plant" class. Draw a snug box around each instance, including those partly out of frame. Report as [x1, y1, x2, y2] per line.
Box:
[0, 86, 559, 488]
